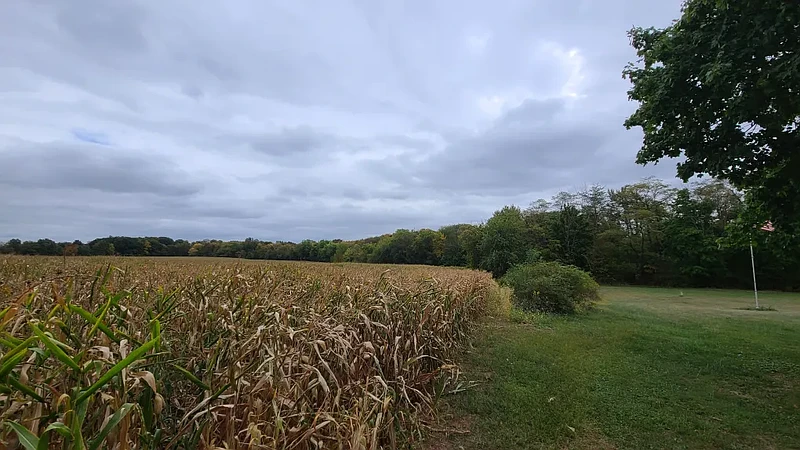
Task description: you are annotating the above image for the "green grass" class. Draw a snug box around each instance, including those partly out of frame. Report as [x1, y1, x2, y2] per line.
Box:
[431, 286, 800, 450]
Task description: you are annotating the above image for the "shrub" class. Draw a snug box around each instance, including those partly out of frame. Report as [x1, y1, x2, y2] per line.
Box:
[502, 261, 600, 314]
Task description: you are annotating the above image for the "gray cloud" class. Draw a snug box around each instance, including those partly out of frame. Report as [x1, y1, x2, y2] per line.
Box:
[0, 140, 200, 196]
[256, 128, 324, 155]
[367, 98, 658, 196]
[0, 0, 685, 242]
[56, 2, 149, 56]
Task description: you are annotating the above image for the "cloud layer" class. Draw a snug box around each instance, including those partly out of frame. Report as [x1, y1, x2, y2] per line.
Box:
[1, 0, 684, 242]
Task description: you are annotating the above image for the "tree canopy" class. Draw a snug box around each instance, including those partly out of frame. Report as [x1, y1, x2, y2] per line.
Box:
[623, 0, 800, 230]
[5, 177, 800, 291]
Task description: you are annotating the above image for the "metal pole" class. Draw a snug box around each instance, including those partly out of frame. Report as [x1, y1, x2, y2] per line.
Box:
[750, 241, 759, 309]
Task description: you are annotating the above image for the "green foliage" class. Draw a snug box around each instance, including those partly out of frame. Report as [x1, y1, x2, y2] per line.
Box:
[1, 267, 161, 449]
[4, 177, 800, 290]
[412, 229, 445, 265]
[502, 262, 600, 314]
[662, 189, 725, 286]
[548, 205, 592, 268]
[507, 307, 550, 325]
[458, 224, 485, 269]
[439, 225, 468, 266]
[441, 286, 800, 449]
[604, 177, 674, 283]
[623, 0, 800, 231]
[480, 206, 527, 277]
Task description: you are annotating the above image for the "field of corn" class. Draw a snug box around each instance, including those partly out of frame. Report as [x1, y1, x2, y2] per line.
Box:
[0, 256, 498, 450]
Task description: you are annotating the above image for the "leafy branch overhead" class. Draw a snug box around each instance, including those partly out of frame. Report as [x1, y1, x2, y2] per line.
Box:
[623, 0, 800, 230]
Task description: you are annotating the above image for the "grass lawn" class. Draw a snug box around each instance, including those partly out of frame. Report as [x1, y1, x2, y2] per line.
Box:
[428, 286, 800, 450]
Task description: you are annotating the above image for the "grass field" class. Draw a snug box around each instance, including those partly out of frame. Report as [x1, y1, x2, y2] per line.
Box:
[430, 286, 800, 450]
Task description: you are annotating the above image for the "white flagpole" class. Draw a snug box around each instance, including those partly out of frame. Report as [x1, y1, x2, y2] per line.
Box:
[749, 240, 759, 309]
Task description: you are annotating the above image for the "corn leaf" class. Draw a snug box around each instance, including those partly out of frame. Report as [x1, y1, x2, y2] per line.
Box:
[0, 335, 38, 368]
[8, 376, 45, 402]
[171, 363, 210, 391]
[140, 387, 155, 432]
[87, 297, 113, 341]
[76, 335, 160, 405]
[70, 399, 89, 450]
[69, 305, 119, 343]
[43, 422, 72, 439]
[38, 423, 72, 450]
[0, 305, 11, 322]
[29, 324, 80, 372]
[5, 421, 39, 450]
[150, 319, 161, 351]
[87, 402, 135, 450]
[1, 333, 23, 345]
[0, 351, 30, 382]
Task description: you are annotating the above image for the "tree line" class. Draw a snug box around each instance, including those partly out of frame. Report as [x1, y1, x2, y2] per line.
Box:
[3, 177, 799, 290]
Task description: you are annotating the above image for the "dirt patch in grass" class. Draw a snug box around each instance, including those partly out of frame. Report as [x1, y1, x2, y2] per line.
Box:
[560, 425, 616, 450]
[423, 413, 475, 450]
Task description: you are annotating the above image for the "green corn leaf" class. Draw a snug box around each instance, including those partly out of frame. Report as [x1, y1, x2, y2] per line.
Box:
[0, 332, 23, 347]
[87, 298, 113, 341]
[45, 330, 76, 353]
[152, 428, 164, 449]
[8, 376, 45, 402]
[5, 421, 39, 450]
[140, 388, 154, 431]
[36, 429, 49, 450]
[87, 402, 135, 450]
[69, 305, 119, 343]
[0, 335, 38, 368]
[0, 305, 11, 322]
[70, 399, 89, 450]
[148, 288, 181, 323]
[57, 321, 83, 348]
[0, 336, 17, 349]
[150, 319, 161, 350]
[171, 363, 210, 391]
[45, 303, 61, 322]
[2, 334, 23, 346]
[43, 422, 72, 439]
[29, 324, 81, 372]
[0, 351, 30, 382]
[108, 289, 130, 308]
[88, 265, 114, 312]
[38, 422, 72, 450]
[22, 290, 37, 308]
[76, 335, 160, 405]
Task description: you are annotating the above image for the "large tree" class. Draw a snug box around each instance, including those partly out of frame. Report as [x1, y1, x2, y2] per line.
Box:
[607, 178, 674, 282]
[623, 0, 800, 230]
[480, 206, 527, 277]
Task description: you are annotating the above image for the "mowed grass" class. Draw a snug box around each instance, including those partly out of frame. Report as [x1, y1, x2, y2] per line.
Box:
[432, 286, 800, 450]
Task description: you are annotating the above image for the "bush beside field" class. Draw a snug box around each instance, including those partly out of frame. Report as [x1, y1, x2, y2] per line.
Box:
[502, 261, 600, 314]
[0, 256, 497, 449]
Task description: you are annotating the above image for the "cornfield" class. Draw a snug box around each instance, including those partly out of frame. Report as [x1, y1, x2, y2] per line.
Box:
[0, 256, 496, 449]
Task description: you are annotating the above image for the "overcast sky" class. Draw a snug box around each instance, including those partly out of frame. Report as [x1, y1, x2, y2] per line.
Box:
[1, 0, 685, 242]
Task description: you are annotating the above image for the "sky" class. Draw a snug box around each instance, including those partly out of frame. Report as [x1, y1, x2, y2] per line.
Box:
[0, 0, 685, 243]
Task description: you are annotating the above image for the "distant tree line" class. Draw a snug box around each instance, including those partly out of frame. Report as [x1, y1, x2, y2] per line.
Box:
[0, 236, 192, 258]
[3, 177, 799, 290]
